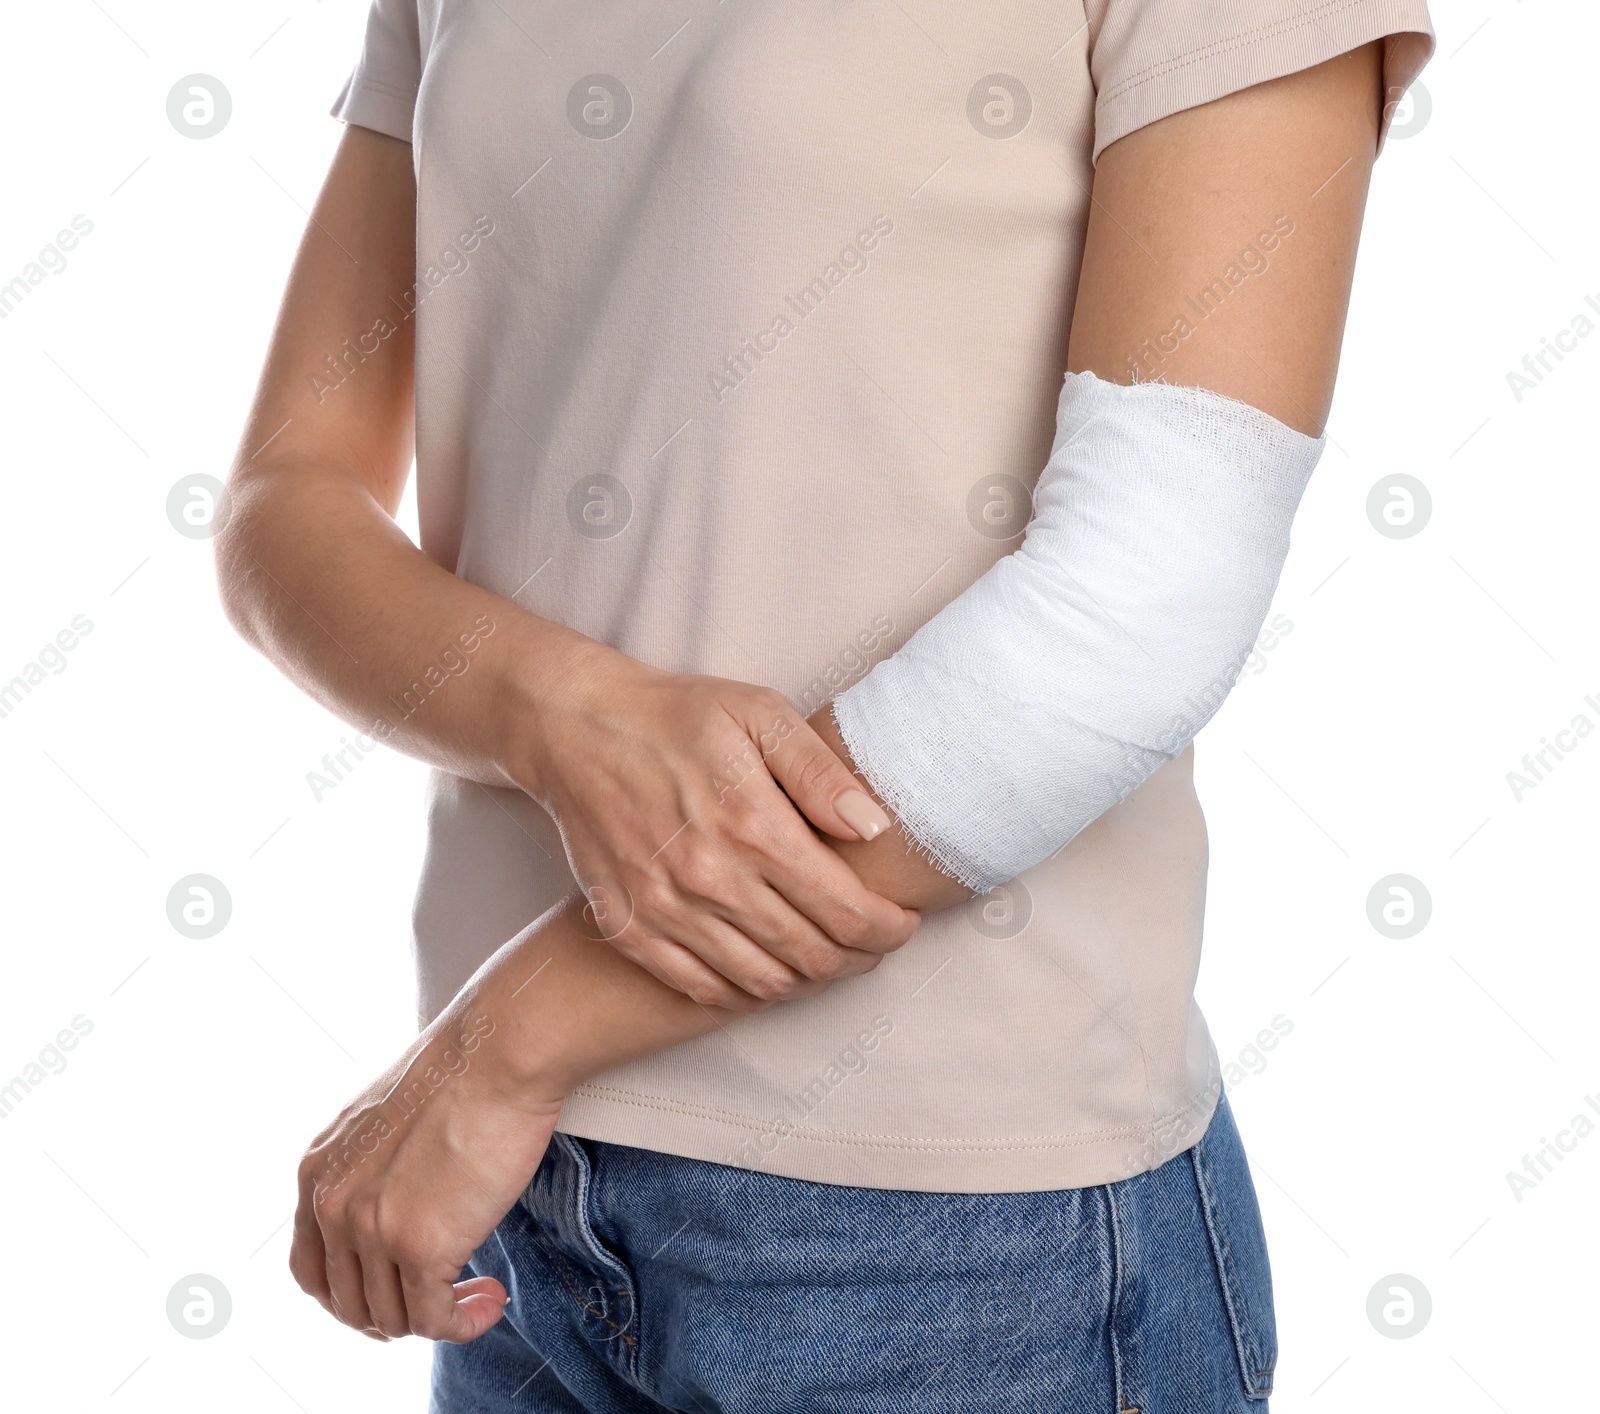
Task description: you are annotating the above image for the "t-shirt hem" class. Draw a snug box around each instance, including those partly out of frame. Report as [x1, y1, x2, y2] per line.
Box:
[331, 71, 417, 144]
[1093, 0, 1436, 164]
[555, 1072, 1224, 1194]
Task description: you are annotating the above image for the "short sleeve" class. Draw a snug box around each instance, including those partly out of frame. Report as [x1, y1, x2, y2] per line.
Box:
[1084, 0, 1435, 164]
[330, 0, 422, 143]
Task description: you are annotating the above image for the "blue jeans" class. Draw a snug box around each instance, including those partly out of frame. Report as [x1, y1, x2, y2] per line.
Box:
[432, 1091, 1275, 1412]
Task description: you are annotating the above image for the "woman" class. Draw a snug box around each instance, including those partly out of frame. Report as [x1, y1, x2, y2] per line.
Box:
[217, 3, 1434, 1408]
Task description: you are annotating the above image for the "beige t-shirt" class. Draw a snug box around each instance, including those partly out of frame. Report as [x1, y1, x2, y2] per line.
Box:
[334, 0, 1432, 1193]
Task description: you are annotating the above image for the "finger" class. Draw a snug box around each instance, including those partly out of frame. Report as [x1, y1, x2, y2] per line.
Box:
[676, 910, 831, 1001]
[290, 1172, 335, 1314]
[325, 1243, 382, 1337]
[608, 928, 778, 1012]
[735, 706, 891, 844]
[735, 778, 920, 954]
[358, 1251, 412, 1339]
[400, 1266, 508, 1344]
[699, 879, 885, 985]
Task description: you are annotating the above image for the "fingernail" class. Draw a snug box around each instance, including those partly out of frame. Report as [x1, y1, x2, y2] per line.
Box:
[835, 788, 891, 840]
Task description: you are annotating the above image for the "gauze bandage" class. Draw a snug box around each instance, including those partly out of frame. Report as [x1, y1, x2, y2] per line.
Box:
[832, 369, 1325, 893]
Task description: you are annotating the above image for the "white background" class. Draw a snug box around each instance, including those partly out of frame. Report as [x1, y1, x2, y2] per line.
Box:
[1, 1, 1594, 1409]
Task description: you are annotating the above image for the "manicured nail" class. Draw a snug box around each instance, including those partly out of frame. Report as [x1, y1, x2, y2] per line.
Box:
[835, 788, 890, 840]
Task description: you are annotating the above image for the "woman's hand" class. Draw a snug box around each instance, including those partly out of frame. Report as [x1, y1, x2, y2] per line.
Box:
[289, 999, 563, 1344]
[288, 890, 770, 1343]
[509, 640, 920, 1009]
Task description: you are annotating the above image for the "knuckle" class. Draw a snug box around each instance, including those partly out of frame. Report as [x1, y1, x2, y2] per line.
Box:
[790, 749, 837, 801]
[389, 1234, 431, 1270]
[801, 947, 850, 982]
[827, 901, 879, 950]
[315, 1185, 348, 1228]
[348, 1202, 380, 1246]
[846, 948, 886, 976]
[743, 966, 802, 1003]
[371, 1204, 410, 1255]
[632, 878, 681, 930]
[682, 974, 732, 1007]
[711, 980, 766, 1013]
[670, 845, 724, 899]
[726, 804, 783, 854]
[750, 685, 789, 718]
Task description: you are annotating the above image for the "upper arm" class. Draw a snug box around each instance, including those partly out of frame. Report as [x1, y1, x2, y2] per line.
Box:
[229, 123, 417, 515]
[1066, 42, 1385, 436]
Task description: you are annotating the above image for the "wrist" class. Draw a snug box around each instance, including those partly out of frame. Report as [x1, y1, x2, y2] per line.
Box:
[427, 978, 572, 1114]
[437, 893, 610, 1106]
[487, 624, 622, 802]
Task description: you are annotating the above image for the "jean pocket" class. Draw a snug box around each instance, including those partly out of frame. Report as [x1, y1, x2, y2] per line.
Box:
[1189, 1096, 1277, 1400]
[536, 1135, 643, 1378]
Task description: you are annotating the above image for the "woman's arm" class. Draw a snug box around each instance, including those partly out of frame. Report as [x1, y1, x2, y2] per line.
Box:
[817, 41, 1386, 902]
[216, 124, 917, 1011]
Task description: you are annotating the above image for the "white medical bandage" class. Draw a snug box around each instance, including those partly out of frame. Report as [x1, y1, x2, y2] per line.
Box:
[832, 370, 1325, 894]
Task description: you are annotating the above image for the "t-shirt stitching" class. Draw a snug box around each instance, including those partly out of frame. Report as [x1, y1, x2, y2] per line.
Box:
[1100, 0, 1406, 108]
[348, 71, 419, 104]
[569, 1083, 1215, 1152]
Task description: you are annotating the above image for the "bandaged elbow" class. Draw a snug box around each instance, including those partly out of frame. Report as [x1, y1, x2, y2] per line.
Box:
[832, 369, 1325, 893]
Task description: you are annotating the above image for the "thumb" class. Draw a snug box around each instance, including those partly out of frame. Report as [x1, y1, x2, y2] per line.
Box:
[761, 712, 893, 844]
[444, 1276, 508, 1343]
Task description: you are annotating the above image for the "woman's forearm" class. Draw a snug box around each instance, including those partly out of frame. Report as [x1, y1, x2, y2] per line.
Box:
[445, 892, 744, 1104]
[213, 121, 596, 795]
[218, 459, 599, 793]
